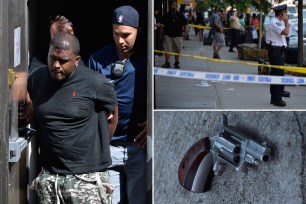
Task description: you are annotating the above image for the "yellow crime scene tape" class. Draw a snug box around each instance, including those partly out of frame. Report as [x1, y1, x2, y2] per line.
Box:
[154, 50, 306, 75]
[161, 23, 230, 30]
[161, 23, 257, 30]
[187, 24, 256, 30]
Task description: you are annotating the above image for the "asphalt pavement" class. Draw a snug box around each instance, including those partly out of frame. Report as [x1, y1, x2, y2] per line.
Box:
[154, 111, 306, 204]
[154, 32, 306, 110]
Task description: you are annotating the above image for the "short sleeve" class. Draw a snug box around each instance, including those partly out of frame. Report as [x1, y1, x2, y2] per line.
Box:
[270, 20, 285, 34]
[96, 76, 117, 113]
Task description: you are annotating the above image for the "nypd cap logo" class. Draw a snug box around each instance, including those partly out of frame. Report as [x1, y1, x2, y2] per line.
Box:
[118, 15, 123, 23]
[112, 5, 139, 28]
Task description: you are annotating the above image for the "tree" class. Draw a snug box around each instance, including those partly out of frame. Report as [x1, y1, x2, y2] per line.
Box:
[195, 0, 274, 14]
[226, 0, 272, 14]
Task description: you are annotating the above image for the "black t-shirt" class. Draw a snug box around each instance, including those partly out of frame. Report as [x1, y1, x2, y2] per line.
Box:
[196, 12, 204, 25]
[28, 65, 117, 174]
[162, 11, 187, 37]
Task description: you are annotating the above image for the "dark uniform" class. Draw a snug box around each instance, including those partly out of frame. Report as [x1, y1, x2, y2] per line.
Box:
[265, 4, 290, 107]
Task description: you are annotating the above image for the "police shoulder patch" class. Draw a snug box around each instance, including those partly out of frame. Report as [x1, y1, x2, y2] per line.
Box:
[276, 22, 281, 26]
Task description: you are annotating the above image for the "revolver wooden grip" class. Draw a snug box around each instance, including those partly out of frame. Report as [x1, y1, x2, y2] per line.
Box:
[178, 137, 214, 193]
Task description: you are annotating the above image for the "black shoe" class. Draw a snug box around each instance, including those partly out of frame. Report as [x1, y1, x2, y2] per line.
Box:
[162, 62, 170, 68]
[229, 49, 235, 52]
[282, 91, 290, 98]
[213, 53, 220, 59]
[174, 62, 180, 69]
[270, 100, 286, 107]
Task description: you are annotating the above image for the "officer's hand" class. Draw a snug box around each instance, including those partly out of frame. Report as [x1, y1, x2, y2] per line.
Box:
[134, 121, 147, 149]
[18, 98, 33, 126]
[281, 13, 289, 22]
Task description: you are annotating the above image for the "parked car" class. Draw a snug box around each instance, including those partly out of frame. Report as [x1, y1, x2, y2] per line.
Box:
[286, 4, 298, 18]
[262, 12, 296, 36]
[304, 44, 306, 66]
[285, 21, 306, 64]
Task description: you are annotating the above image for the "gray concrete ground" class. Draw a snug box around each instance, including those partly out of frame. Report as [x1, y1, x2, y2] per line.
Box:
[154, 32, 306, 110]
[154, 111, 306, 204]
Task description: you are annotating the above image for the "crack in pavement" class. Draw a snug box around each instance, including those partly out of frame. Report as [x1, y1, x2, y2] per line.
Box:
[294, 112, 305, 203]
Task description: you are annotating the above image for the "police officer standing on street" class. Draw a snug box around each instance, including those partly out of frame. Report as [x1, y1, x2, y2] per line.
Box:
[266, 4, 290, 107]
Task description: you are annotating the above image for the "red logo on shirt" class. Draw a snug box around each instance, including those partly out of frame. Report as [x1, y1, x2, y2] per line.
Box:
[72, 91, 76, 97]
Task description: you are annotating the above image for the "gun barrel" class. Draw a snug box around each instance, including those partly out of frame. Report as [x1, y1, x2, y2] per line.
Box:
[246, 140, 271, 163]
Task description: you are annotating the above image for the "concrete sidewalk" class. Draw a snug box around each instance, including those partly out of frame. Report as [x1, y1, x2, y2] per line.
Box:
[154, 111, 306, 204]
[154, 33, 306, 110]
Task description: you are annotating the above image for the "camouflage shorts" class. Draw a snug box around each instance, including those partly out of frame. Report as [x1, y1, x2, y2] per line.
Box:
[31, 169, 114, 204]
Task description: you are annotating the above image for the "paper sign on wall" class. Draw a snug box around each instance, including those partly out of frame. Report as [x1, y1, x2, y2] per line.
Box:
[14, 27, 21, 67]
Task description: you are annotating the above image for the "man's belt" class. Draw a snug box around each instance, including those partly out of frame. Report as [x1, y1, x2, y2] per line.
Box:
[270, 45, 286, 52]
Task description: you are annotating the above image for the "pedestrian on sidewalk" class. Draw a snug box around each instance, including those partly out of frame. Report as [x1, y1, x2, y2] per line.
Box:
[210, 9, 225, 59]
[154, 6, 162, 65]
[228, 9, 241, 52]
[160, 0, 188, 68]
[196, 9, 205, 42]
[191, 10, 198, 36]
[265, 4, 291, 107]
[238, 14, 246, 44]
[251, 13, 259, 44]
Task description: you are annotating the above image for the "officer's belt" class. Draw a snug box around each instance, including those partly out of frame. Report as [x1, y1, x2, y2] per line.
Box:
[114, 128, 128, 136]
[270, 45, 286, 51]
[110, 141, 134, 146]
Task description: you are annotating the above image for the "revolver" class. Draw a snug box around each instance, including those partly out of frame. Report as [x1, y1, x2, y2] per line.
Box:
[178, 114, 271, 193]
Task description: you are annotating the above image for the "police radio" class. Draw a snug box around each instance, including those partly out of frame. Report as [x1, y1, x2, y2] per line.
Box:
[111, 59, 126, 78]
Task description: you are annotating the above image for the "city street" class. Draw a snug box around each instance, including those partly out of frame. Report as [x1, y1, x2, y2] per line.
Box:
[154, 32, 306, 109]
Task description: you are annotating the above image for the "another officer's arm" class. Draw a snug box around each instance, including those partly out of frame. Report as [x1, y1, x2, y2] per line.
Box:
[107, 105, 118, 142]
[134, 121, 147, 149]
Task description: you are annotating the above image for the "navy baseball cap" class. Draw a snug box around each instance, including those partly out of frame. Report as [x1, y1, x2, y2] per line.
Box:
[112, 5, 139, 28]
[272, 4, 287, 12]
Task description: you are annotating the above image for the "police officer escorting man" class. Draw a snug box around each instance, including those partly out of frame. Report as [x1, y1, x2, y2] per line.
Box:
[265, 4, 290, 107]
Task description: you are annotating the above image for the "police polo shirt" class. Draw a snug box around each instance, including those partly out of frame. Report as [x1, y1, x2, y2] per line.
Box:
[88, 43, 147, 142]
[266, 17, 287, 47]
